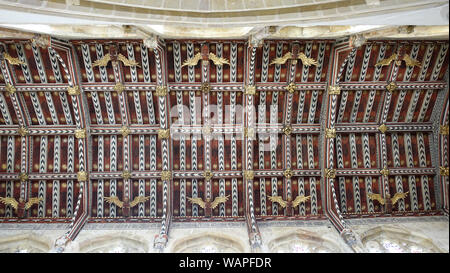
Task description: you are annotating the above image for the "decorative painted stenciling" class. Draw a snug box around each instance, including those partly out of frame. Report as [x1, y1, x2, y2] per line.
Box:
[15, 43, 33, 83]
[127, 44, 138, 83]
[0, 92, 12, 125]
[230, 43, 237, 83]
[349, 133, 361, 213]
[403, 133, 418, 211]
[81, 44, 95, 82]
[431, 43, 448, 81]
[66, 135, 75, 217]
[391, 133, 406, 211]
[274, 42, 284, 83]
[314, 43, 326, 82]
[31, 44, 47, 83]
[417, 132, 431, 210]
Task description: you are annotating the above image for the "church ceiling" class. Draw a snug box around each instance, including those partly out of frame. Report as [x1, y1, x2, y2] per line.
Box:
[0, 37, 448, 242]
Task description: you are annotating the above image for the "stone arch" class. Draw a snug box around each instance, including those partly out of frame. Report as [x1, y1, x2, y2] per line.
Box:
[360, 226, 443, 253]
[0, 233, 53, 253]
[76, 233, 149, 253]
[171, 232, 245, 253]
[268, 229, 343, 253]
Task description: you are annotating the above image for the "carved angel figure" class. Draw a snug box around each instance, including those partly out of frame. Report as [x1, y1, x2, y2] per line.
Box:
[187, 195, 230, 217]
[1, 52, 26, 66]
[93, 53, 140, 67]
[92, 45, 140, 68]
[268, 195, 310, 216]
[376, 53, 421, 68]
[269, 52, 318, 66]
[208, 53, 230, 66]
[181, 52, 230, 67]
[104, 195, 150, 218]
[0, 197, 42, 218]
[368, 191, 409, 213]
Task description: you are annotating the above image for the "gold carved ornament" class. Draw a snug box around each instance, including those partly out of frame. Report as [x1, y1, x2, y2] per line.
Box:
[18, 126, 29, 137]
[440, 167, 449, 177]
[201, 82, 211, 94]
[244, 127, 255, 139]
[328, 85, 341, 95]
[180, 53, 230, 68]
[325, 128, 336, 139]
[19, 173, 28, 182]
[202, 126, 212, 136]
[386, 82, 397, 93]
[155, 86, 168, 97]
[77, 171, 88, 182]
[74, 128, 86, 139]
[244, 170, 254, 181]
[380, 167, 390, 177]
[122, 171, 131, 180]
[161, 171, 171, 181]
[92, 53, 140, 68]
[376, 53, 421, 68]
[269, 52, 318, 66]
[204, 170, 213, 181]
[440, 125, 449, 135]
[120, 126, 131, 137]
[67, 85, 80, 96]
[324, 168, 336, 179]
[2, 52, 26, 66]
[114, 83, 125, 94]
[284, 169, 293, 179]
[244, 85, 256, 95]
[5, 84, 16, 95]
[283, 125, 292, 136]
[285, 83, 296, 94]
[158, 128, 170, 139]
[378, 124, 388, 134]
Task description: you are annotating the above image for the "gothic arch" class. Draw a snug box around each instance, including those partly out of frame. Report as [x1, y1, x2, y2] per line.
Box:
[268, 229, 344, 253]
[171, 232, 245, 253]
[360, 226, 443, 253]
[76, 233, 149, 253]
[0, 233, 53, 253]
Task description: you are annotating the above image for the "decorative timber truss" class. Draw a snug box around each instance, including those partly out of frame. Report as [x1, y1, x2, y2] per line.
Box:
[0, 36, 448, 252]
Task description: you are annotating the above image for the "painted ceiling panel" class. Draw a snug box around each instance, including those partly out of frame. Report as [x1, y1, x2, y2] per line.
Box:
[0, 37, 448, 240]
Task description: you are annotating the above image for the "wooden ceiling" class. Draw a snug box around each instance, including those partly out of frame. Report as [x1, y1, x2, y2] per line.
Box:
[0, 37, 448, 246]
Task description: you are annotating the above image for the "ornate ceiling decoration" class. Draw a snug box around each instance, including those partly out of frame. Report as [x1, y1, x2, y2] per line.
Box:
[0, 34, 448, 252]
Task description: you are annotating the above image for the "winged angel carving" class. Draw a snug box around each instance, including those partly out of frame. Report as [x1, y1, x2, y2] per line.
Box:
[104, 195, 150, 218]
[269, 52, 318, 66]
[181, 53, 230, 68]
[268, 195, 310, 216]
[0, 197, 42, 218]
[187, 195, 230, 217]
[376, 53, 421, 67]
[368, 192, 409, 213]
[0, 52, 26, 66]
[93, 53, 141, 67]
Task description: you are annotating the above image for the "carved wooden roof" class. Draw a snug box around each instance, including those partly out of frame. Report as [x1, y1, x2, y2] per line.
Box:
[0, 37, 448, 244]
